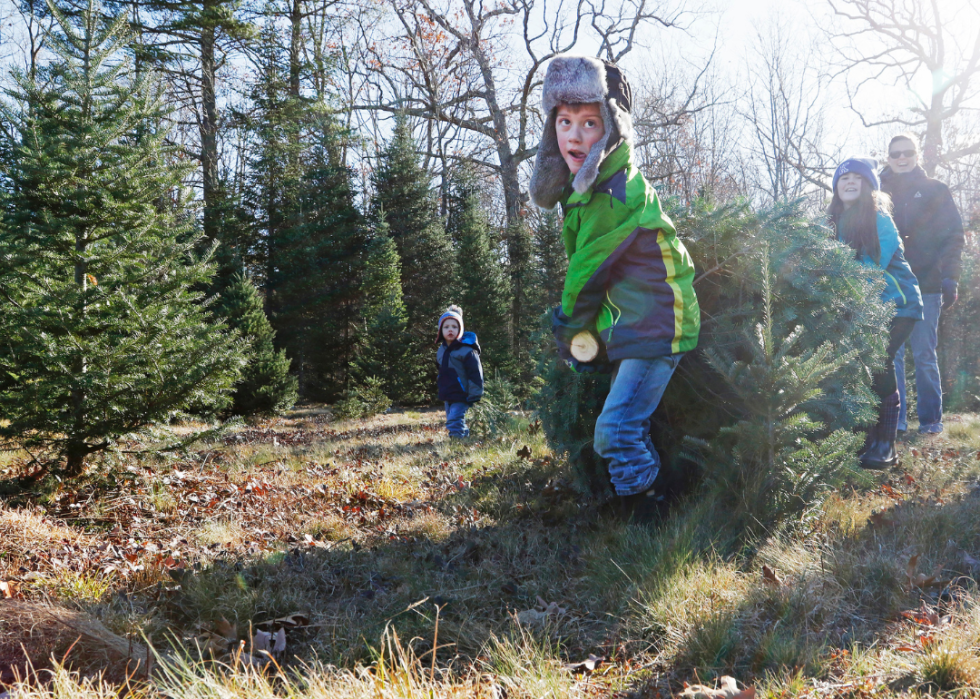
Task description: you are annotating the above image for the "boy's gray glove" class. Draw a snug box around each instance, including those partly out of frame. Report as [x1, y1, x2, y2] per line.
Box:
[551, 306, 580, 361]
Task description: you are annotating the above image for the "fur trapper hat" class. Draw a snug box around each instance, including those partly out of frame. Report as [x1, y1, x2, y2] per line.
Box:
[436, 305, 464, 343]
[529, 55, 633, 210]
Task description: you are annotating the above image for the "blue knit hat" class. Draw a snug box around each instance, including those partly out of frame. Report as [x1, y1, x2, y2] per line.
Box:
[832, 157, 880, 193]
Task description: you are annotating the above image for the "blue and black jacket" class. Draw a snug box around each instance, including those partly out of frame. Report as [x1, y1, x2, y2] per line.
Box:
[436, 332, 484, 403]
[842, 212, 923, 321]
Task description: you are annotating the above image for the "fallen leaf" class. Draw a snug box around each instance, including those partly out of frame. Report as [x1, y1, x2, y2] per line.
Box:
[761, 565, 781, 586]
[196, 632, 230, 655]
[895, 645, 917, 652]
[516, 608, 550, 627]
[272, 612, 310, 628]
[881, 484, 903, 500]
[901, 602, 940, 626]
[906, 554, 920, 583]
[563, 654, 604, 673]
[0, 581, 18, 599]
[515, 597, 567, 628]
[536, 595, 566, 616]
[679, 675, 755, 699]
[869, 510, 893, 527]
[907, 558, 950, 588]
[214, 617, 237, 641]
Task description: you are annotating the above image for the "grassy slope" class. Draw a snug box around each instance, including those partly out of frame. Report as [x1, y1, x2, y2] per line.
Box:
[3, 409, 980, 697]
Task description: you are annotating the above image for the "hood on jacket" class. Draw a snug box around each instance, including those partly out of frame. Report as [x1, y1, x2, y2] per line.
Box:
[458, 331, 481, 353]
[439, 331, 482, 353]
[530, 55, 634, 210]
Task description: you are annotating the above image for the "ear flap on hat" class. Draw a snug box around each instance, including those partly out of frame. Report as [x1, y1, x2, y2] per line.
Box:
[529, 110, 572, 210]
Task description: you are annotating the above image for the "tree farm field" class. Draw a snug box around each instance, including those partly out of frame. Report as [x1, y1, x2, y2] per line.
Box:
[3, 411, 980, 697]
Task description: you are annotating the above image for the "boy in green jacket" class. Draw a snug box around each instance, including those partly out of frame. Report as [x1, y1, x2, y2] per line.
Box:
[530, 56, 700, 522]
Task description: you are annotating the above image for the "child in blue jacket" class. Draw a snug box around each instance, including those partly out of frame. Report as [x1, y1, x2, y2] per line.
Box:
[436, 305, 483, 438]
[829, 158, 923, 468]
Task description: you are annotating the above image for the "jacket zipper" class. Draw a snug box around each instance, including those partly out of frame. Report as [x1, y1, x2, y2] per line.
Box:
[883, 270, 907, 305]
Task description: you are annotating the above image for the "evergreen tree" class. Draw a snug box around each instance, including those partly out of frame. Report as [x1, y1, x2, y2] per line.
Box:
[209, 177, 257, 296]
[446, 169, 512, 370]
[275, 119, 368, 399]
[0, 0, 243, 476]
[214, 275, 297, 415]
[531, 209, 567, 315]
[351, 216, 414, 400]
[245, 21, 305, 318]
[370, 117, 454, 399]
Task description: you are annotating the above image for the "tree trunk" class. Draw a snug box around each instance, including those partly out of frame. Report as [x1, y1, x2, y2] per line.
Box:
[289, 0, 302, 98]
[496, 144, 530, 359]
[200, 12, 219, 241]
[923, 94, 944, 178]
[64, 449, 86, 478]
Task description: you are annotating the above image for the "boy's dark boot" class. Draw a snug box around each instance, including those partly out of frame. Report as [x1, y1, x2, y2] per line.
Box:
[619, 488, 668, 525]
[859, 440, 897, 469]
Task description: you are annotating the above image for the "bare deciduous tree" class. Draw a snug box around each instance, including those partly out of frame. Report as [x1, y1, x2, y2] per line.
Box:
[352, 0, 704, 231]
[741, 19, 841, 204]
[826, 0, 980, 176]
[633, 58, 746, 203]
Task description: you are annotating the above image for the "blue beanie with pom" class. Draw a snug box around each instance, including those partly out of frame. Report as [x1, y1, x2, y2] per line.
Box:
[833, 157, 880, 193]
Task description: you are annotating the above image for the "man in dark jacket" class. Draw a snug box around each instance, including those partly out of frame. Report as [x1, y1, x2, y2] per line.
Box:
[880, 132, 965, 435]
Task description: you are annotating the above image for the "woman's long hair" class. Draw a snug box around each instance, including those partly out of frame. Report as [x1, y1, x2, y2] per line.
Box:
[828, 177, 892, 264]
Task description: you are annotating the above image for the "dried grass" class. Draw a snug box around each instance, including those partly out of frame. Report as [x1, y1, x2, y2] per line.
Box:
[2, 624, 579, 699]
[7, 410, 980, 697]
[0, 600, 151, 685]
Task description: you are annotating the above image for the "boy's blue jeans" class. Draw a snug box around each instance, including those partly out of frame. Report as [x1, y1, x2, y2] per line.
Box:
[593, 354, 683, 496]
[445, 402, 470, 437]
[895, 293, 943, 433]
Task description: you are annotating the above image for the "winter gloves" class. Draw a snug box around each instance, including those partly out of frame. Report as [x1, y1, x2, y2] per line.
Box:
[942, 278, 958, 310]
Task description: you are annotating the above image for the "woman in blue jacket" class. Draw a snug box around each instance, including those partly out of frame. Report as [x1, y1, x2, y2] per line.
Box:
[829, 158, 923, 469]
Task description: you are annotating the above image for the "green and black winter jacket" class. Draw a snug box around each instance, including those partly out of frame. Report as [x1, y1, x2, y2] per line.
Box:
[552, 141, 700, 362]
